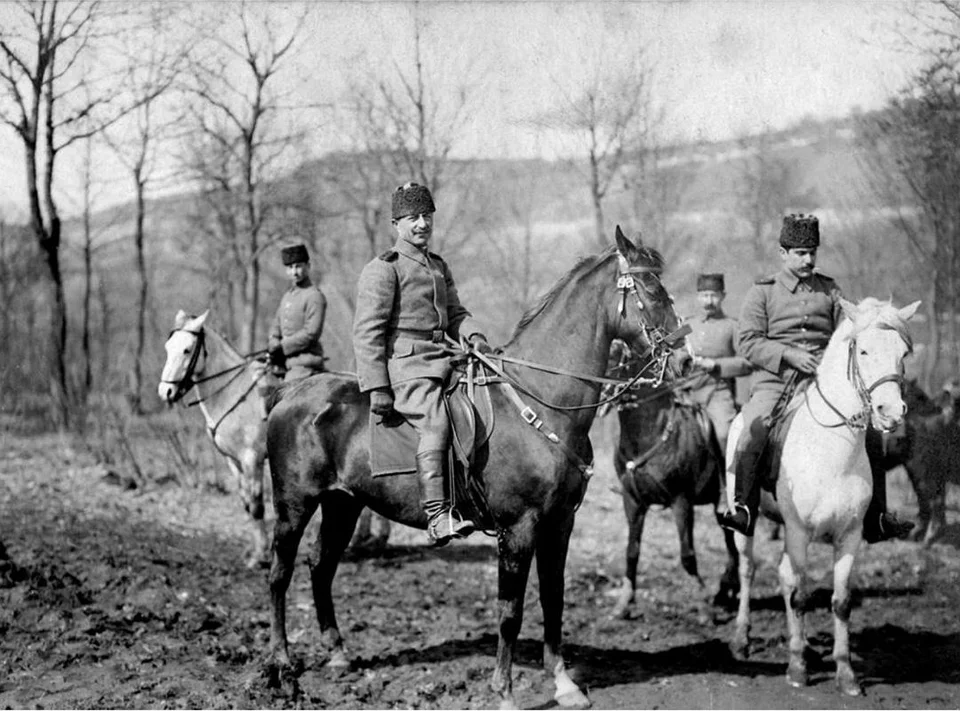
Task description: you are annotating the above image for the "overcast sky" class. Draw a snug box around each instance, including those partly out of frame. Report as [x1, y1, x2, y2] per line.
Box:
[0, 1, 934, 217]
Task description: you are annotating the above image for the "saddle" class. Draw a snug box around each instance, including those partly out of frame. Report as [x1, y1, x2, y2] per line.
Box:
[757, 378, 812, 494]
[368, 360, 498, 528]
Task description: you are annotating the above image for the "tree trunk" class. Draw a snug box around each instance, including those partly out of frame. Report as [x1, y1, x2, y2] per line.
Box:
[131, 179, 148, 414]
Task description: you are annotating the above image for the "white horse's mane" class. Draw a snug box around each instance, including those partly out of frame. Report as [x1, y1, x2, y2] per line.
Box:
[835, 297, 913, 348]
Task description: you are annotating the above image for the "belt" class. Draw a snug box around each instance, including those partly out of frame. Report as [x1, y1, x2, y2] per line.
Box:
[394, 328, 447, 343]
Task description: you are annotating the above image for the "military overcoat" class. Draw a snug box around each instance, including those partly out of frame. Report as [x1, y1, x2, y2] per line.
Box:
[353, 237, 482, 392]
[268, 280, 326, 373]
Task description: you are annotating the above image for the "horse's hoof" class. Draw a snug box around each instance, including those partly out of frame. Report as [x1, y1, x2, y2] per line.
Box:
[786, 659, 808, 688]
[498, 698, 519, 711]
[555, 688, 591, 709]
[836, 670, 862, 696]
[326, 649, 351, 668]
[729, 634, 750, 661]
[609, 601, 630, 620]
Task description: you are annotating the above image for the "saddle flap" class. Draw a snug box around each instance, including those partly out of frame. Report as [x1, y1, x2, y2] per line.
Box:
[444, 382, 495, 468]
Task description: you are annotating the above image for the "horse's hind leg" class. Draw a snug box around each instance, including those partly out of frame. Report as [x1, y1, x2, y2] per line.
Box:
[673, 495, 711, 624]
[714, 527, 740, 610]
[612, 495, 646, 620]
[491, 517, 537, 710]
[228, 455, 271, 569]
[778, 531, 810, 688]
[269, 493, 320, 669]
[310, 493, 362, 668]
[536, 512, 589, 709]
[831, 536, 863, 696]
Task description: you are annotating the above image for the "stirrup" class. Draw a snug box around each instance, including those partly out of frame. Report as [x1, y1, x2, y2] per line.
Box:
[720, 503, 752, 535]
[427, 510, 475, 546]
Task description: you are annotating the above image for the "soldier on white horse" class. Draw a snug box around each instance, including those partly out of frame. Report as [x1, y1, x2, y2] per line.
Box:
[720, 214, 913, 543]
[268, 242, 327, 382]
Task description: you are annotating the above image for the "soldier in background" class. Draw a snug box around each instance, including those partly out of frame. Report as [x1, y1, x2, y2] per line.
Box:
[684, 272, 754, 453]
[268, 242, 327, 382]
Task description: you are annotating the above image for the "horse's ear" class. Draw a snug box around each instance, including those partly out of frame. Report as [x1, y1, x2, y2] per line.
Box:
[615, 225, 636, 255]
[174, 309, 189, 328]
[839, 297, 858, 322]
[898, 300, 921, 322]
[186, 310, 209, 330]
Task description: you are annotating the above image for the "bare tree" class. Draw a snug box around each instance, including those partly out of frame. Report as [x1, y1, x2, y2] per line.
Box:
[179, 2, 311, 353]
[102, 2, 185, 413]
[858, 46, 960, 388]
[537, 49, 658, 251]
[0, 0, 137, 423]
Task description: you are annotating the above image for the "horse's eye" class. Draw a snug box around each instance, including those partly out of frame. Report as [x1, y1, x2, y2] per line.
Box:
[859, 349, 868, 356]
[184, 348, 191, 355]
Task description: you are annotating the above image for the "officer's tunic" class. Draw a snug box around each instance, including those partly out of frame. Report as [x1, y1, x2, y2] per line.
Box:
[268, 279, 326, 381]
[685, 311, 753, 450]
[353, 236, 482, 452]
[734, 268, 843, 455]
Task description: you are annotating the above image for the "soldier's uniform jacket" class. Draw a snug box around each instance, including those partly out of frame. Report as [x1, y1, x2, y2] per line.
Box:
[353, 236, 482, 392]
[738, 268, 843, 382]
[268, 280, 326, 372]
[685, 311, 753, 397]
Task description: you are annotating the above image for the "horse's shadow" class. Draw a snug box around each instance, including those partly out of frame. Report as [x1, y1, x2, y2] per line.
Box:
[747, 583, 924, 613]
[341, 542, 498, 565]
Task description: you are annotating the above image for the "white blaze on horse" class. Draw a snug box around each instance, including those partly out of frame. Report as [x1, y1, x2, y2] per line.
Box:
[726, 297, 920, 696]
[158, 310, 277, 569]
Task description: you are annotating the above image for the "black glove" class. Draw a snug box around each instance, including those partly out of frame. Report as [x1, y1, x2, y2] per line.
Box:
[469, 333, 494, 355]
[269, 344, 286, 368]
[369, 387, 394, 416]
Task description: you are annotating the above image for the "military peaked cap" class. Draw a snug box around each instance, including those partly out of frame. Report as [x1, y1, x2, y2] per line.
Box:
[281, 243, 310, 265]
[392, 182, 436, 220]
[780, 214, 820, 249]
[696, 273, 725, 292]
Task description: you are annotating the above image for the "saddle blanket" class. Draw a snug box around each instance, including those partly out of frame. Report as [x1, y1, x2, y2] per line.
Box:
[369, 412, 419, 476]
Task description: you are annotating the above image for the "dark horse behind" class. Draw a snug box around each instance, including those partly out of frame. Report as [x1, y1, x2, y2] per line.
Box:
[605, 342, 739, 621]
[264, 228, 687, 709]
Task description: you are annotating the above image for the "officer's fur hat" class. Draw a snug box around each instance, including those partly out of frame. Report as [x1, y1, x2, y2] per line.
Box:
[696, 273, 725, 292]
[392, 182, 436, 220]
[281, 243, 310, 265]
[779, 214, 820, 249]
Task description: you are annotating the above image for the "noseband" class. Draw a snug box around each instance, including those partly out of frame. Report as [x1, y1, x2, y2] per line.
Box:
[161, 328, 207, 403]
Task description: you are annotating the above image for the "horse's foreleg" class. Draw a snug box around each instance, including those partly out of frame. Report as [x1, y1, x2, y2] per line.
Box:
[714, 527, 740, 609]
[779, 531, 809, 689]
[536, 513, 589, 709]
[268, 497, 319, 669]
[492, 519, 536, 711]
[730, 532, 754, 660]
[673, 495, 710, 624]
[311, 494, 362, 668]
[832, 536, 863, 696]
[612, 495, 646, 620]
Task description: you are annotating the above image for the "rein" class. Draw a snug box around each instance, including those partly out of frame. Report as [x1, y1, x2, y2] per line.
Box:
[163, 326, 269, 437]
[805, 331, 906, 431]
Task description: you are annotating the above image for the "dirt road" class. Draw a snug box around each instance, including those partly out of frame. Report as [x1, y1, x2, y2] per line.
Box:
[1, 427, 958, 709]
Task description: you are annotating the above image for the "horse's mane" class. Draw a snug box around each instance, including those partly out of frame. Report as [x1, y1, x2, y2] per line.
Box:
[179, 314, 245, 361]
[837, 297, 914, 350]
[507, 242, 666, 343]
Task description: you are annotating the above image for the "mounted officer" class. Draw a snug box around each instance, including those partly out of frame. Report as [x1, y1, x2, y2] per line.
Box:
[353, 182, 492, 546]
[268, 242, 327, 382]
[684, 272, 754, 453]
[720, 214, 914, 542]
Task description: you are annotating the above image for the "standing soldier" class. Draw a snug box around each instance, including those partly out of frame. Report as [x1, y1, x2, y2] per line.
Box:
[268, 242, 327, 382]
[720, 214, 913, 542]
[684, 272, 754, 453]
[353, 182, 492, 546]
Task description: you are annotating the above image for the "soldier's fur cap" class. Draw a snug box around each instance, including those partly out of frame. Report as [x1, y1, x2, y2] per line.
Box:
[281, 243, 310, 265]
[696, 273, 725, 292]
[779, 214, 820, 249]
[392, 182, 436, 220]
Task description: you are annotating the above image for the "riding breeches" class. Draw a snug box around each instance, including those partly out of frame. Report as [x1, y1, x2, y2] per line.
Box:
[391, 377, 450, 454]
[699, 386, 739, 453]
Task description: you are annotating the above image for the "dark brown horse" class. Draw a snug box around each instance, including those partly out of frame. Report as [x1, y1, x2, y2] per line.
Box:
[264, 228, 686, 709]
[606, 343, 739, 620]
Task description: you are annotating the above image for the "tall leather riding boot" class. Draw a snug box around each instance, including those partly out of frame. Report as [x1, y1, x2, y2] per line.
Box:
[863, 446, 914, 543]
[416, 450, 475, 546]
[720, 439, 765, 536]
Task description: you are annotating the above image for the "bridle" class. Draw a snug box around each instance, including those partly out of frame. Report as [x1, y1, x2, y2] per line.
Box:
[806, 326, 910, 431]
[161, 326, 268, 436]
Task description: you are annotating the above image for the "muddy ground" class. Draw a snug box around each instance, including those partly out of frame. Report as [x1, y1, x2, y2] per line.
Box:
[1, 418, 959, 710]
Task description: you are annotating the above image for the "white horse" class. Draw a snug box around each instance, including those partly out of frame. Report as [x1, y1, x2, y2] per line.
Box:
[726, 297, 920, 695]
[158, 310, 390, 566]
[159, 310, 277, 569]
